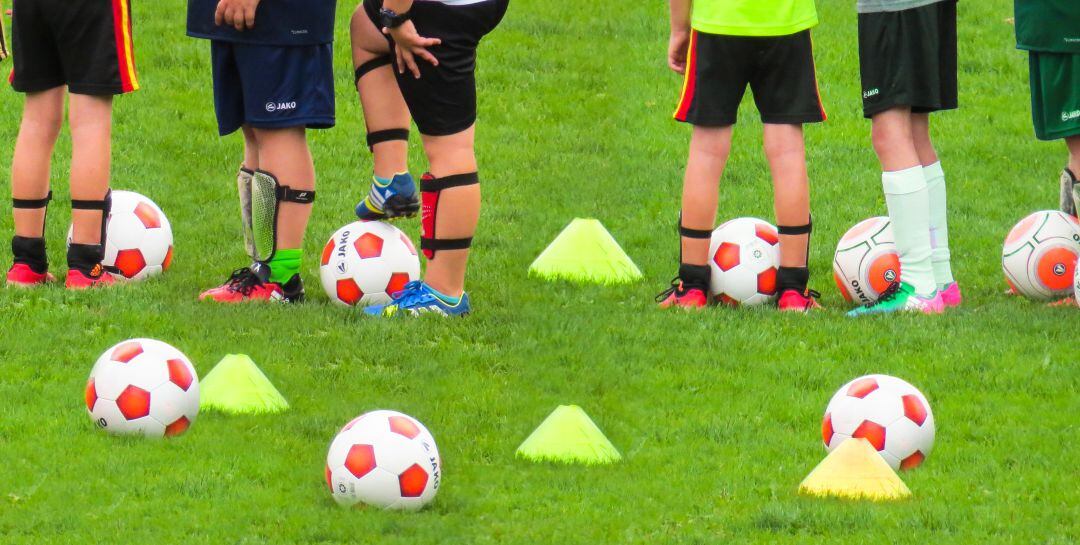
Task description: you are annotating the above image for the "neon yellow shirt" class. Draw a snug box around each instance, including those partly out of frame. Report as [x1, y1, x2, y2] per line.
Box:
[692, 0, 819, 37]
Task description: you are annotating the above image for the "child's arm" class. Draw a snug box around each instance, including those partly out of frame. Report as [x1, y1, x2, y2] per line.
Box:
[669, 0, 691, 74]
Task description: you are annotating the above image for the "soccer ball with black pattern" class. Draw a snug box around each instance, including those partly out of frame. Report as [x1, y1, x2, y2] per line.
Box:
[707, 217, 779, 306]
[822, 374, 935, 471]
[325, 410, 441, 510]
[85, 339, 199, 438]
[319, 221, 421, 307]
[1002, 210, 1080, 301]
[833, 217, 901, 305]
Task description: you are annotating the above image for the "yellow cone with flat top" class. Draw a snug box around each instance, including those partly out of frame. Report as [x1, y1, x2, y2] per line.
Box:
[528, 219, 642, 285]
[516, 405, 622, 465]
[799, 438, 911, 501]
[200, 354, 289, 414]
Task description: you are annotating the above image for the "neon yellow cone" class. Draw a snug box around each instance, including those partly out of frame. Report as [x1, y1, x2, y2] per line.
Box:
[799, 438, 912, 501]
[516, 405, 622, 465]
[528, 219, 642, 285]
[200, 354, 289, 414]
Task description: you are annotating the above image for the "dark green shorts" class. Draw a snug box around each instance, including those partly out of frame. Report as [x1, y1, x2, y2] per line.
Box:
[1028, 51, 1080, 141]
[858, 0, 958, 118]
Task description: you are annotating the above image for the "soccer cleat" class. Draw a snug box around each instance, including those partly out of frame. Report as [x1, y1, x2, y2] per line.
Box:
[940, 282, 962, 308]
[1060, 168, 1078, 218]
[777, 289, 823, 312]
[199, 263, 305, 303]
[846, 282, 944, 317]
[363, 280, 471, 317]
[6, 263, 55, 287]
[355, 172, 420, 221]
[656, 278, 709, 309]
[65, 264, 116, 290]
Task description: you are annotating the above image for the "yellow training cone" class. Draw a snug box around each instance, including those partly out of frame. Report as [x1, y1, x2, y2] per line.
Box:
[799, 438, 911, 501]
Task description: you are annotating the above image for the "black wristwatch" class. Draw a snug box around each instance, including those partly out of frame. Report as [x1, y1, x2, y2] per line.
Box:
[379, 7, 412, 29]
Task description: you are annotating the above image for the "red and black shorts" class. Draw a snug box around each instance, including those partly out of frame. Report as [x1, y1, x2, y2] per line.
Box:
[9, 0, 139, 95]
[674, 29, 826, 126]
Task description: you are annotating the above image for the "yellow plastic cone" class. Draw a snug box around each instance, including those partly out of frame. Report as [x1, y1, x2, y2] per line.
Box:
[799, 438, 911, 501]
[200, 354, 289, 414]
[516, 405, 622, 465]
[528, 219, 642, 285]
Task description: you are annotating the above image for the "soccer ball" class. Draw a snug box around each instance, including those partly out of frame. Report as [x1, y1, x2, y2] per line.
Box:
[68, 190, 174, 280]
[325, 410, 441, 510]
[822, 374, 935, 471]
[319, 221, 421, 307]
[1075, 264, 1080, 306]
[85, 338, 199, 438]
[708, 217, 779, 306]
[833, 216, 901, 305]
[1001, 210, 1080, 300]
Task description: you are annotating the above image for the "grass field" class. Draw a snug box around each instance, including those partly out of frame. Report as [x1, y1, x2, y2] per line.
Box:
[1, 0, 1078, 543]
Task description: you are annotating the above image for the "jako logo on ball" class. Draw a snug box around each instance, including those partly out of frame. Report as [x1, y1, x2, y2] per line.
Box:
[834, 217, 901, 305]
[319, 221, 420, 307]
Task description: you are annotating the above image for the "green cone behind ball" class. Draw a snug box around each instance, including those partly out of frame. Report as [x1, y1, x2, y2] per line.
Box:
[516, 405, 622, 465]
[528, 218, 642, 285]
[200, 354, 289, 414]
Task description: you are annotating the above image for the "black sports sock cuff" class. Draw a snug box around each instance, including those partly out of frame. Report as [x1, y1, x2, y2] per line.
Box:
[678, 263, 711, 288]
[777, 266, 810, 292]
[11, 236, 48, 274]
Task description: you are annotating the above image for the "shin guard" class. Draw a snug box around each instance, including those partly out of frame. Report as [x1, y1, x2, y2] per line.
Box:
[355, 56, 410, 152]
[777, 217, 813, 261]
[420, 172, 478, 260]
[677, 214, 713, 263]
[11, 191, 53, 273]
[776, 218, 812, 293]
[246, 170, 315, 262]
[71, 190, 112, 248]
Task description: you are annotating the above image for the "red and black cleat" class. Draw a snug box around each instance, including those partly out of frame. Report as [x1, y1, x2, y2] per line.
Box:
[6, 263, 55, 287]
[199, 263, 304, 303]
[777, 289, 823, 313]
[657, 279, 709, 309]
[65, 264, 116, 290]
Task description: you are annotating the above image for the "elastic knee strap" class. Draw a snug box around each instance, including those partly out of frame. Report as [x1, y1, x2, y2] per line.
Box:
[355, 56, 393, 85]
[70, 190, 112, 248]
[679, 224, 713, 239]
[420, 172, 479, 259]
[277, 186, 316, 204]
[366, 128, 409, 150]
[777, 221, 812, 236]
[13, 191, 52, 210]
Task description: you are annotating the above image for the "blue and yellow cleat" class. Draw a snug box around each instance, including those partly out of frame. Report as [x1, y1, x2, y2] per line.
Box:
[355, 172, 420, 221]
[364, 281, 471, 317]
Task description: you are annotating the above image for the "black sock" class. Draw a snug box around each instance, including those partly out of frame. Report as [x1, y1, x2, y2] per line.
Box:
[67, 243, 104, 275]
[777, 266, 810, 293]
[11, 236, 48, 274]
[678, 263, 710, 289]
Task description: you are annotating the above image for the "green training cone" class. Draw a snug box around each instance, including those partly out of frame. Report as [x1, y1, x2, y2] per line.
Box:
[516, 405, 622, 465]
[200, 354, 289, 414]
[528, 218, 642, 285]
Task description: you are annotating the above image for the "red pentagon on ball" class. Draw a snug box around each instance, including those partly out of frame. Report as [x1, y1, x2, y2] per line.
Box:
[900, 451, 925, 470]
[716, 293, 739, 307]
[344, 444, 377, 479]
[354, 233, 384, 259]
[902, 394, 928, 426]
[821, 412, 833, 445]
[163, 247, 174, 270]
[111, 341, 143, 363]
[846, 377, 879, 398]
[398, 464, 428, 497]
[85, 379, 98, 412]
[164, 416, 190, 437]
[713, 242, 740, 272]
[114, 249, 146, 278]
[167, 359, 194, 391]
[388, 415, 420, 439]
[852, 420, 886, 451]
[755, 224, 779, 245]
[386, 273, 410, 296]
[336, 279, 363, 305]
[116, 385, 151, 420]
[321, 238, 335, 266]
[325, 465, 334, 491]
[757, 268, 777, 295]
[133, 202, 161, 229]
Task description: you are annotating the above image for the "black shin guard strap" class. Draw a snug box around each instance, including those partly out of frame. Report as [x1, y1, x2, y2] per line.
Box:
[777, 219, 813, 236]
[679, 225, 713, 239]
[277, 186, 316, 204]
[13, 191, 52, 209]
[366, 128, 409, 150]
[355, 56, 393, 85]
[421, 172, 480, 259]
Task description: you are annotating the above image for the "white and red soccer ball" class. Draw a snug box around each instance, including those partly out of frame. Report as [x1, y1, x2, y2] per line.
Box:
[833, 216, 901, 305]
[326, 410, 441, 510]
[1002, 210, 1080, 301]
[319, 221, 421, 307]
[707, 217, 779, 306]
[85, 338, 199, 438]
[822, 374, 935, 471]
[69, 190, 174, 280]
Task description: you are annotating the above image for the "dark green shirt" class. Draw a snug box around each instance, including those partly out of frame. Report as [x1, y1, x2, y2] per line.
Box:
[1015, 0, 1080, 53]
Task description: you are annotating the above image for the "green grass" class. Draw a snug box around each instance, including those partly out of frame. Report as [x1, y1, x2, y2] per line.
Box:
[1, 0, 1077, 543]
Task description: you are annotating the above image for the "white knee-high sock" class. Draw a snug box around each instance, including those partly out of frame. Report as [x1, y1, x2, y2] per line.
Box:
[883, 166, 936, 296]
[924, 161, 954, 288]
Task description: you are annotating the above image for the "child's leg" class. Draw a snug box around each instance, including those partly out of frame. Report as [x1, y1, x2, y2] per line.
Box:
[1068, 136, 1080, 176]
[419, 128, 479, 298]
[252, 127, 315, 284]
[352, 6, 410, 179]
[680, 125, 732, 270]
[763, 123, 811, 287]
[912, 113, 954, 288]
[872, 107, 935, 296]
[68, 94, 113, 246]
[242, 125, 259, 171]
[11, 88, 64, 239]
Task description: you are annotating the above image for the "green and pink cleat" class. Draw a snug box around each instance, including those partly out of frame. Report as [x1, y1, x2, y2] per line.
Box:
[847, 281, 949, 317]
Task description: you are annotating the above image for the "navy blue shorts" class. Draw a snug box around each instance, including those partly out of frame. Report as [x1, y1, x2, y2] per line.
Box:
[210, 41, 335, 136]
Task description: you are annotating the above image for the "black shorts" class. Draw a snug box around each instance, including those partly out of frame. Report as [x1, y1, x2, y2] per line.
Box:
[673, 29, 826, 126]
[858, 0, 958, 118]
[363, 0, 508, 136]
[10, 0, 139, 95]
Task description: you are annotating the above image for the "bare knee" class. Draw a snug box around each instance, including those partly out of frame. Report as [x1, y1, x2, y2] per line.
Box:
[689, 126, 733, 161]
[351, 6, 390, 63]
[762, 124, 804, 161]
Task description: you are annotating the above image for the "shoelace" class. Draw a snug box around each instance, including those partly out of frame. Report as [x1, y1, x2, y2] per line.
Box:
[864, 281, 901, 307]
[224, 267, 264, 296]
[655, 277, 683, 303]
[389, 281, 432, 308]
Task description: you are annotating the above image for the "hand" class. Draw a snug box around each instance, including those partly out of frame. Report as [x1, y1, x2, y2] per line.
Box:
[384, 21, 441, 79]
[668, 29, 690, 75]
[215, 0, 260, 31]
